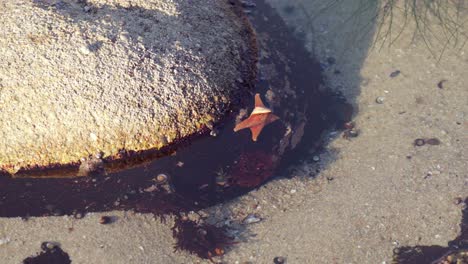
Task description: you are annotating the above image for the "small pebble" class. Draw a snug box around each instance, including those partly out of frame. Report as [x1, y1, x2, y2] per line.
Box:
[210, 129, 218, 137]
[390, 70, 401, 78]
[437, 79, 447, 89]
[375, 96, 385, 104]
[345, 129, 359, 138]
[242, 214, 262, 224]
[241, 1, 256, 8]
[414, 138, 425, 146]
[99, 216, 112, 224]
[79, 46, 91, 55]
[41, 242, 57, 251]
[273, 256, 286, 264]
[312, 155, 320, 162]
[425, 138, 441, 145]
[454, 197, 463, 205]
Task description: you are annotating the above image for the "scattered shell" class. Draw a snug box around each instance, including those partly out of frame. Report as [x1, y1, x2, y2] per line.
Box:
[176, 161, 184, 167]
[41, 241, 57, 251]
[312, 155, 320, 162]
[242, 213, 262, 224]
[210, 129, 218, 137]
[0, 237, 11, 246]
[155, 173, 169, 184]
[143, 185, 158, 192]
[73, 211, 85, 219]
[414, 138, 425, 146]
[390, 70, 401, 78]
[99, 216, 112, 224]
[273, 256, 286, 264]
[375, 96, 385, 104]
[425, 138, 441, 145]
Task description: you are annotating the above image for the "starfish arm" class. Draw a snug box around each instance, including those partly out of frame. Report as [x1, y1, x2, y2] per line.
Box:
[254, 93, 266, 108]
[265, 113, 280, 124]
[233, 114, 268, 132]
[249, 124, 265, 141]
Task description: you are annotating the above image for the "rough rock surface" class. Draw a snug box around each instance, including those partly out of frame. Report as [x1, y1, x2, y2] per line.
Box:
[0, 0, 257, 175]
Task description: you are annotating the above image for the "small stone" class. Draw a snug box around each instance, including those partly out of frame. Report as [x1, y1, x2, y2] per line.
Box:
[79, 46, 91, 55]
[312, 155, 320, 162]
[41, 241, 57, 251]
[290, 189, 297, 194]
[344, 129, 359, 138]
[326, 57, 336, 65]
[99, 216, 112, 224]
[73, 211, 85, 219]
[210, 129, 218, 137]
[241, 1, 256, 8]
[242, 214, 262, 224]
[425, 138, 441, 145]
[437, 79, 447, 89]
[375, 96, 385, 104]
[273, 256, 286, 264]
[390, 70, 401, 78]
[414, 138, 425, 146]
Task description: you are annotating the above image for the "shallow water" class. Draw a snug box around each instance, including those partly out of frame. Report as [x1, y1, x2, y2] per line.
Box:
[0, 0, 352, 219]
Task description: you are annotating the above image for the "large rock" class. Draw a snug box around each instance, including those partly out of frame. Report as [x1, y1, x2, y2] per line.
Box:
[0, 0, 257, 176]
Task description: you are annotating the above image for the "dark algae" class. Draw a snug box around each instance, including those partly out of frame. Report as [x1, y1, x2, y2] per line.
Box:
[393, 197, 468, 264]
[23, 243, 71, 264]
[172, 216, 233, 260]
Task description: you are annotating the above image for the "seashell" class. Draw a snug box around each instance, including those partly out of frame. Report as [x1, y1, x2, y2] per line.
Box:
[155, 173, 169, 184]
[242, 213, 262, 224]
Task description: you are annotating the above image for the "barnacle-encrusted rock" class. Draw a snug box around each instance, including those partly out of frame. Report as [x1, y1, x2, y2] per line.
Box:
[0, 0, 257, 176]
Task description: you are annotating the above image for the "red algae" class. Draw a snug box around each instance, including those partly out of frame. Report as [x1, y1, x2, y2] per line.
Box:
[230, 151, 277, 188]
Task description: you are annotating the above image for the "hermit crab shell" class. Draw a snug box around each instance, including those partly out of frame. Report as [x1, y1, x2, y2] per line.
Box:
[0, 0, 257, 177]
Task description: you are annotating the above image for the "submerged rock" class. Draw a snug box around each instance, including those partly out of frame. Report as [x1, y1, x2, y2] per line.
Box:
[0, 0, 257, 176]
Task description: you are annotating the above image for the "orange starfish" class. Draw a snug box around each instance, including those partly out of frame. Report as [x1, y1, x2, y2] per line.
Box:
[234, 93, 280, 141]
